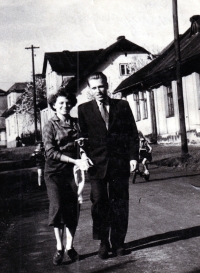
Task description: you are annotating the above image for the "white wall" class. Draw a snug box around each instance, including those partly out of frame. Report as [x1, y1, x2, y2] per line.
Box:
[46, 61, 63, 99]
[149, 72, 200, 144]
[0, 130, 6, 146]
[6, 112, 35, 148]
[182, 73, 200, 132]
[73, 53, 149, 117]
[127, 91, 152, 136]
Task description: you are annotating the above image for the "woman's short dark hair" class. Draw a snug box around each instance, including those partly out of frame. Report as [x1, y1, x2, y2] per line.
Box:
[48, 87, 77, 111]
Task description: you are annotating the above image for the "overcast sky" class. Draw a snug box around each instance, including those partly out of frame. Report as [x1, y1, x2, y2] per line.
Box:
[0, 0, 199, 91]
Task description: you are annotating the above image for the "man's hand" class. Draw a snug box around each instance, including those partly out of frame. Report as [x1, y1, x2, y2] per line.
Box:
[81, 152, 93, 171]
[130, 160, 138, 172]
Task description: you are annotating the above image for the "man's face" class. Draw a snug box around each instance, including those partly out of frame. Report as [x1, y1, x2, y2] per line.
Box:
[88, 78, 108, 102]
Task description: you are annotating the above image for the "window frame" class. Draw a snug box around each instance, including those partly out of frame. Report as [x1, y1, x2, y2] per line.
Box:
[166, 83, 174, 117]
[133, 93, 141, 121]
[141, 92, 148, 119]
[119, 63, 131, 76]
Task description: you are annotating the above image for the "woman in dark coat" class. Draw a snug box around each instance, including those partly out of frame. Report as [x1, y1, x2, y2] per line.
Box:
[43, 87, 88, 265]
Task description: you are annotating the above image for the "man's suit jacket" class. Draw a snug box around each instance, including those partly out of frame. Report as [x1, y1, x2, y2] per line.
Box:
[78, 99, 139, 179]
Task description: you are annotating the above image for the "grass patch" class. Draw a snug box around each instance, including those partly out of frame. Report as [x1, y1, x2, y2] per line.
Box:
[0, 146, 35, 161]
[152, 144, 200, 170]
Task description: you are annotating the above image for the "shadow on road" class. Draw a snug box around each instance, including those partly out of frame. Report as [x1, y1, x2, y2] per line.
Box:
[125, 225, 200, 252]
[62, 225, 200, 264]
[134, 173, 200, 184]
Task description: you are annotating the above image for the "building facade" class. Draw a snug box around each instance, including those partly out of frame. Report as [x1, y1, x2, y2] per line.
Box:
[41, 36, 150, 129]
[114, 16, 200, 145]
[2, 82, 35, 148]
[0, 89, 7, 147]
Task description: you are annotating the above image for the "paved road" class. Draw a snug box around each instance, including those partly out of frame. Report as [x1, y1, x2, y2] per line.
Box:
[1, 165, 200, 273]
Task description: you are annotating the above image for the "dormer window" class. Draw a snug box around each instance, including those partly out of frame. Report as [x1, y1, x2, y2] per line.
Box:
[120, 64, 130, 76]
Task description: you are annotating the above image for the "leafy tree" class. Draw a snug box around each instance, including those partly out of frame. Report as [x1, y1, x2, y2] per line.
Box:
[15, 77, 47, 132]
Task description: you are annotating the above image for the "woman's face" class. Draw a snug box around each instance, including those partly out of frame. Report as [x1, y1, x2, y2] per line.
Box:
[53, 96, 73, 116]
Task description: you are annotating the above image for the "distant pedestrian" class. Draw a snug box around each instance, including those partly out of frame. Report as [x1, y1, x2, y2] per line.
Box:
[132, 134, 152, 183]
[139, 135, 152, 174]
[43, 87, 89, 266]
[31, 141, 45, 186]
[16, 136, 22, 147]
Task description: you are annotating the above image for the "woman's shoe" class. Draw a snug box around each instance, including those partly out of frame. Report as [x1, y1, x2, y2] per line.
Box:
[67, 247, 79, 262]
[53, 247, 64, 265]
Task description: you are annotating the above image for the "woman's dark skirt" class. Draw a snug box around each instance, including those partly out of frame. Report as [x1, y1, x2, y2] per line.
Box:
[44, 161, 80, 228]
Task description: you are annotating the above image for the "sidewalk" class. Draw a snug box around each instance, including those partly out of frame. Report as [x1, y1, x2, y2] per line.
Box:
[1, 165, 200, 273]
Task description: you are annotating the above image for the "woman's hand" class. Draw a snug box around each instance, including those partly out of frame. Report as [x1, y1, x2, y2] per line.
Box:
[75, 158, 93, 171]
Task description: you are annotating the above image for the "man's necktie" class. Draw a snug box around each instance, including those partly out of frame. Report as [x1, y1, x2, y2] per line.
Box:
[99, 102, 109, 129]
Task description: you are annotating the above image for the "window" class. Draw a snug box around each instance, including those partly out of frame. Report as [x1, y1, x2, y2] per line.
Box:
[7, 119, 10, 136]
[14, 116, 16, 134]
[133, 93, 141, 121]
[166, 84, 174, 117]
[120, 64, 131, 76]
[8, 95, 11, 108]
[142, 92, 148, 119]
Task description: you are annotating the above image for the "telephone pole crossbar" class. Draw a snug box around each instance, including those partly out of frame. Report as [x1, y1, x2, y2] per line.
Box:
[25, 45, 40, 143]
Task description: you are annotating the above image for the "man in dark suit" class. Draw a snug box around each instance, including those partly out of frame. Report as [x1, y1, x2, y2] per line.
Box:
[78, 72, 139, 259]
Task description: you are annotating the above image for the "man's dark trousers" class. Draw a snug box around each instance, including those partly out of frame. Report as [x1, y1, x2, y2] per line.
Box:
[90, 163, 129, 249]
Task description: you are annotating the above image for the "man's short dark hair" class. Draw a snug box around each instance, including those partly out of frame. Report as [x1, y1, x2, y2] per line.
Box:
[48, 86, 77, 111]
[87, 72, 108, 87]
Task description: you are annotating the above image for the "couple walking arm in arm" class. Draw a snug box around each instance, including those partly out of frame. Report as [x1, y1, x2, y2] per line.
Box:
[43, 72, 139, 266]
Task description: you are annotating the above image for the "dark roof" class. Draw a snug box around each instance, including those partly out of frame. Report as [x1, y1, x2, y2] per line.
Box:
[1, 104, 16, 118]
[42, 37, 150, 92]
[114, 27, 200, 94]
[7, 82, 28, 94]
[1, 95, 22, 118]
[0, 89, 6, 95]
[42, 50, 103, 76]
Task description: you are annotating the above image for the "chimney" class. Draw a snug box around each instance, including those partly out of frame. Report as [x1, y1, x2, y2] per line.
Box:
[190, 15, 200, 36]
[117, 36, 125, 41]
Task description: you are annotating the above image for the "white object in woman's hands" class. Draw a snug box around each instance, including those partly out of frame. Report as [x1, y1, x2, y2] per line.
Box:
[75, 158, 93, 171]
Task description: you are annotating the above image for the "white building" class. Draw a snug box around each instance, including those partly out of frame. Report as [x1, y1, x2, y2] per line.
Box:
[0, 89, 7, 147]
[41, 36, 150, 128]
[114, 16, 200, 145]
[2, 83, 34, 148]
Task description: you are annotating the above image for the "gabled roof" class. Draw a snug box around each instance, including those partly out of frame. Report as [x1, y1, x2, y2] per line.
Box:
[42, 36, 150, 92]
[42, 50, 103, 75]
[114, 26, 200, 94]
[1, 95, 23, 118]
[2, 82, 28, 117]
[0, 89, 6, 95]
[7, 82, 28, 94]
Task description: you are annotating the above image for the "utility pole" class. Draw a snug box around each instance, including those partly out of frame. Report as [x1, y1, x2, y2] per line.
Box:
[172, 0, 188, 155]
[25, 45, 40, 143]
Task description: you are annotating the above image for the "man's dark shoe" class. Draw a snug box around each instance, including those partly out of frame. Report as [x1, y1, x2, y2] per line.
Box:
[53, 247, 64, 265]
[98, 241, 111, 259]
[67, 247, 79, 262]
[112, 247, 126, 257]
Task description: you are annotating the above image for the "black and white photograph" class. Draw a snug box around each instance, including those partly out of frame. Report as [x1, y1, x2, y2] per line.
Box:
[1, 1, 200, 272]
